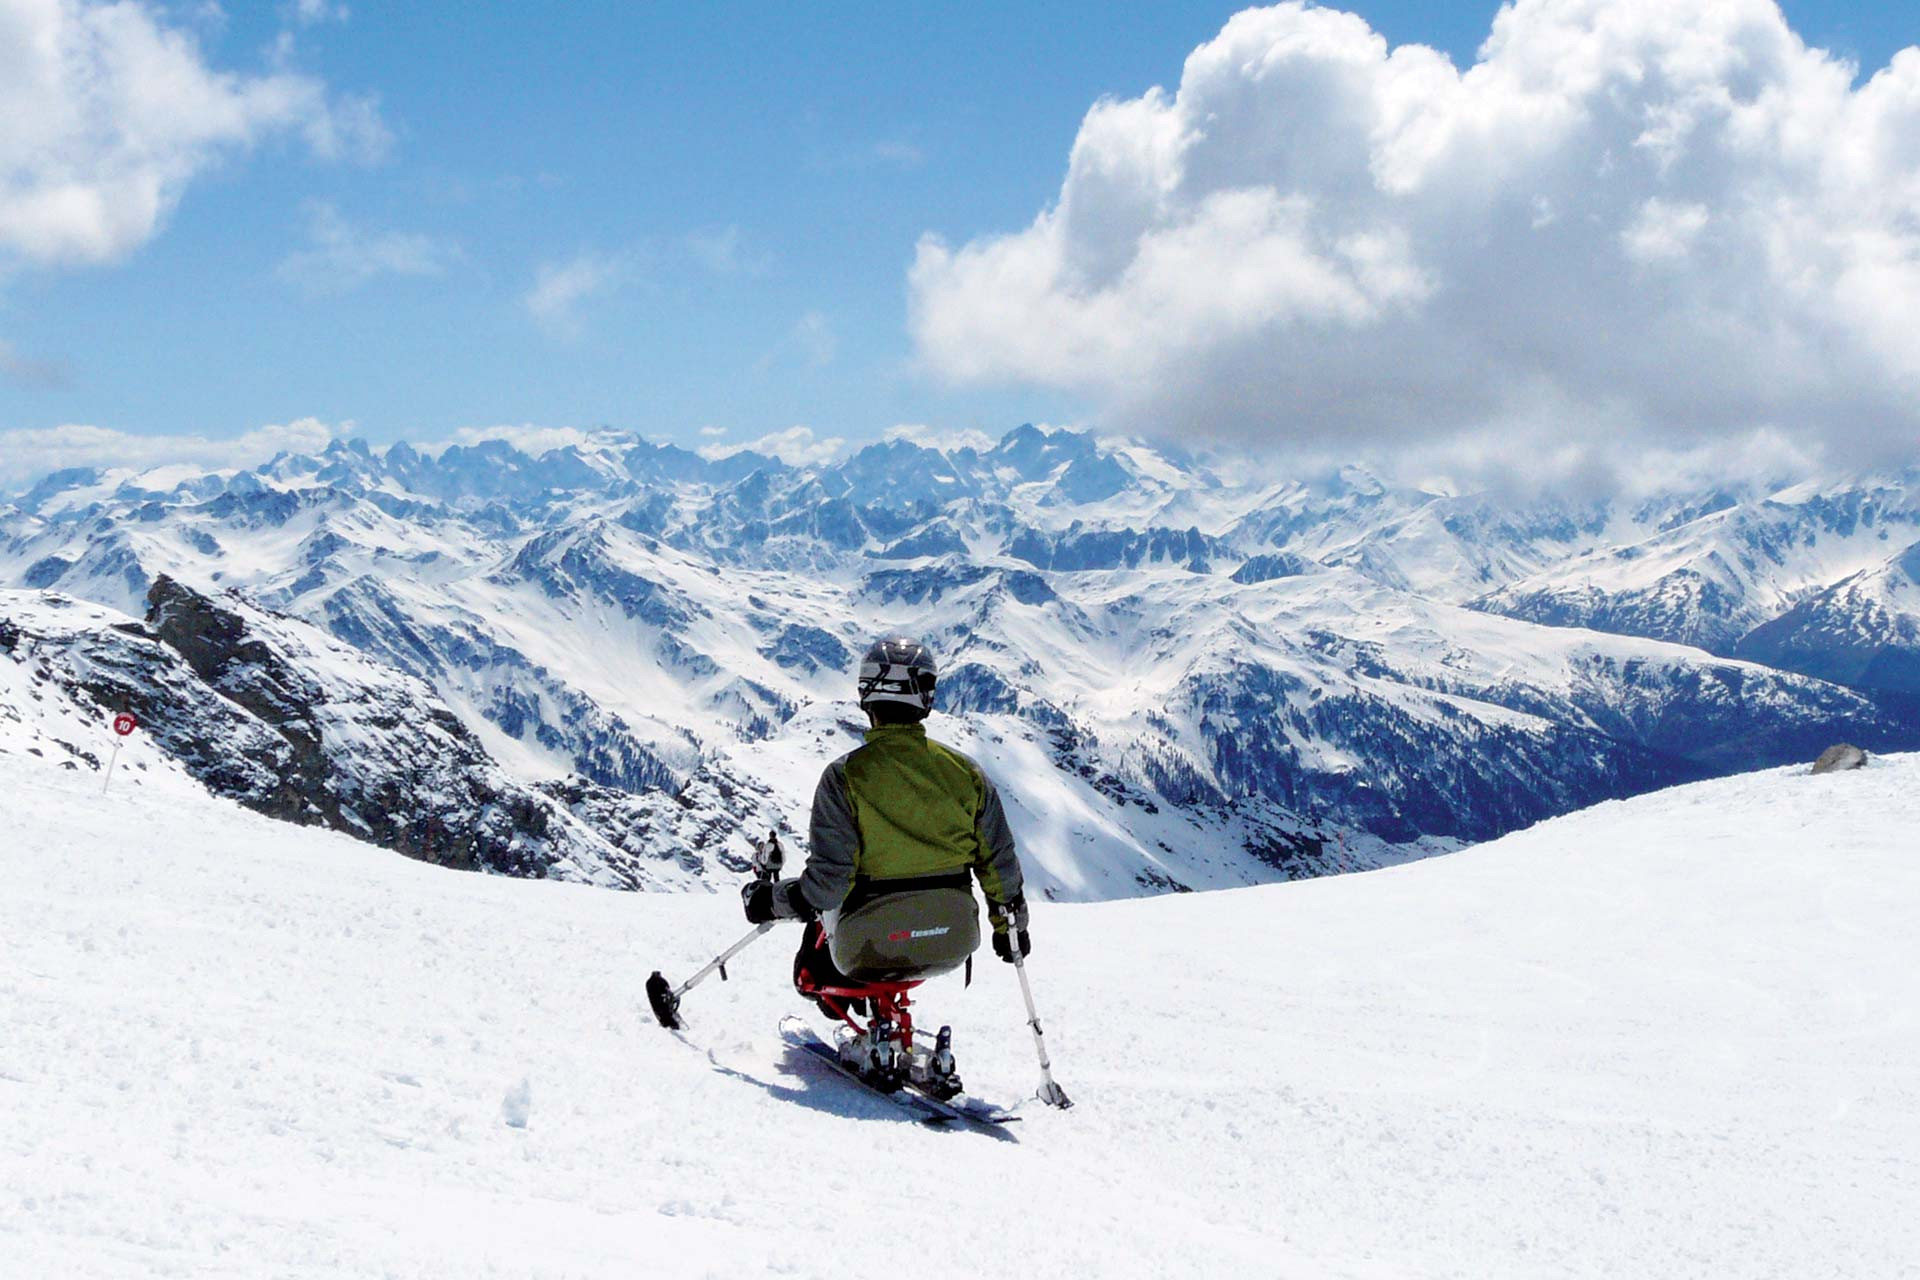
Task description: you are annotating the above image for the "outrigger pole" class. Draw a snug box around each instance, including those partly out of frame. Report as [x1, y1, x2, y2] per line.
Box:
[647, 832, 787, 1031]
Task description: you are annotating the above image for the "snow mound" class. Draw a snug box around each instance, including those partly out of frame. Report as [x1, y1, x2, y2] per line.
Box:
[2, 750, 1915, 1277]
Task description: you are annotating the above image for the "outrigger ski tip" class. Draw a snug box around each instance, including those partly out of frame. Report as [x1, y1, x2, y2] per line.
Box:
[645, 970, 683, 1030]
[645, 920, 779, 1031]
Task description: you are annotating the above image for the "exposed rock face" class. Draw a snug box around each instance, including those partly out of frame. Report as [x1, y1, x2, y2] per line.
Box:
[535, 769, 793, 883]
[0, 583, 743, 890]
[147, 575, 568, 875]
[1811, 743, 1870, 775]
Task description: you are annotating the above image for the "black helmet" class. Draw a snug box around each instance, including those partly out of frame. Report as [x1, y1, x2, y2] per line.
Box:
[857, 635, 937, 713]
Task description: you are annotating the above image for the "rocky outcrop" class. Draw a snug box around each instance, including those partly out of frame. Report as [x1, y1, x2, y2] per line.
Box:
[1811, 743, 1869, 775]
[1, 583, 715, 889]
[147, 575, 576, 875]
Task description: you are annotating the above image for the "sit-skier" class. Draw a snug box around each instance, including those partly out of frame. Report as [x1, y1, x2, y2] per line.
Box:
[742, 635, 1031, 1093]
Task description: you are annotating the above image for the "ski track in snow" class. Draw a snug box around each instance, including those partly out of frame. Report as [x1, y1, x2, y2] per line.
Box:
[2, 755, 1917, 1278]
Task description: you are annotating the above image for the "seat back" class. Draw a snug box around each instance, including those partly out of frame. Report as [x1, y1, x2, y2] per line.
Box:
[825, 884, 981, 982]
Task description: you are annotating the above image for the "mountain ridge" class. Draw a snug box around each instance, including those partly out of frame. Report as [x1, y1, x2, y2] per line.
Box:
[5, 423, 1917, 893]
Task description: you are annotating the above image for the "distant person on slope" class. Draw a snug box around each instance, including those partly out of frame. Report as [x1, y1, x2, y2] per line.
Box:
[741, 635, 1030, 1005]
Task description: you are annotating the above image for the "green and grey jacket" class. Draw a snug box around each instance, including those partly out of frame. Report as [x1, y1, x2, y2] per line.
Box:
[795, 723, 1024, 923]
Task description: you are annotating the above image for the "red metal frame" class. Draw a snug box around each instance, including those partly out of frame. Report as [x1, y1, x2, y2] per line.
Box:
[796, 966, 922, 1048]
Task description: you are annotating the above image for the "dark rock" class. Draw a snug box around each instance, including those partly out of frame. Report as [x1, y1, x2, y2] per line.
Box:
[1811, 743, 1869, 774]
[1230, 553, 1315, 585]
[23, 556, 72, 589]
[136, 576, 657, 880]
[762, 624, 853, 675]
[867, 519, 968, 561]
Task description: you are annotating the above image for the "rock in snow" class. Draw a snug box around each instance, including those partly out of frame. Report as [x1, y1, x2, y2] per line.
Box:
[1812, 742, 1870, 774]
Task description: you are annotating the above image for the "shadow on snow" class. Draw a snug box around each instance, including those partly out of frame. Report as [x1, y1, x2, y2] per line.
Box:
[687, 1035, 1019, 1143]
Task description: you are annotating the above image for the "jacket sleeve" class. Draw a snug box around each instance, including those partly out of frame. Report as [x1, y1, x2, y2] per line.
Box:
[798, 757, 859, 915]
[972, 769, 1025, 910]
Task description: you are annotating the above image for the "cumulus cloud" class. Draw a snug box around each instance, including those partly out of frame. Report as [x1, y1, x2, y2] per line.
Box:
[525, 249, 638, 334]
[698, 425, 846, 466]
[276, 201, 458, 295]
[0, 0, 389, 269]
[0, 417, 338, 490]
[909, 0, 1920, 467]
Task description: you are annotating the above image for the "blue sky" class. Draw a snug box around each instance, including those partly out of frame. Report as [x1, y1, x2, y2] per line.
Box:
[1, 0, 1915, 470]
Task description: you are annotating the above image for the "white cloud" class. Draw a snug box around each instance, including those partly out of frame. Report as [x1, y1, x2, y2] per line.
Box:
[292, 0, 349, 25]
[0, 0, 390, 268]
[1620, 197, 1711, 264]
[803, 132, 928, 173]
[793, 310, 837, 366]
[697, 425, 846, 466]
[697, 425, 728, 438]
[883, 423, 998, 454]
[909, 0, 1920, 467]
[433, 424, 600, 456]
[186, 3, 227, 33]
[276, 201, 457, 295]
[684, 225, 769, 277]
[293, 90, 388, 164]
[0, 417, 338, 489]
[1261, 421, 1831, 505]
[525, 249, 637, 334]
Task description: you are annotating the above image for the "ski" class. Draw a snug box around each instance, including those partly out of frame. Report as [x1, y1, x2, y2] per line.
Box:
[779, 1017, 1021, 1129]
[780, 1021, 956, 1126]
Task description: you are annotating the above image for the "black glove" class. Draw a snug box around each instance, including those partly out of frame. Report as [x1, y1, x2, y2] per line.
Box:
[989, 894, 1031, 963]
[742, 880, 778, 924]
[742, 879, 817, 925]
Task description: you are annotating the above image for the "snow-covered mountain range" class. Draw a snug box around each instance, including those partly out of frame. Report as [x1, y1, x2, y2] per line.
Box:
[4, 425, 1917, 895]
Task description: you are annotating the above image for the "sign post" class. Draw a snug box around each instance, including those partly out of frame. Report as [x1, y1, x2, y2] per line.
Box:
[103, 711, 138, 795]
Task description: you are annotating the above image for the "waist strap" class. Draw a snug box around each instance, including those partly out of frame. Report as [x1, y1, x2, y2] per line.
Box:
[843, 870, 972, 913]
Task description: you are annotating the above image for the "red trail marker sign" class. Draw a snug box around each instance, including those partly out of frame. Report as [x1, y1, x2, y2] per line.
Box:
[103, 711, 138, 794]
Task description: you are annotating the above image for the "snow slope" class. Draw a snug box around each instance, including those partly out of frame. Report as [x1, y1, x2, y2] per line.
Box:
[3, 751, 1916, 1278]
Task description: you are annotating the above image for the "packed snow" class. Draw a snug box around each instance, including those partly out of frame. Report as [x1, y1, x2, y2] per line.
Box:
[3, 750, 1916, 1277]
